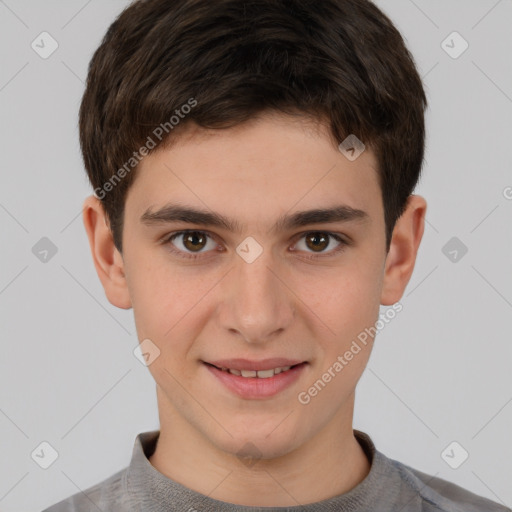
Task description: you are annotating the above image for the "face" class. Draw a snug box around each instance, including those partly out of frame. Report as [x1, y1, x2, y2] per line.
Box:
[86, 112, 424, 460]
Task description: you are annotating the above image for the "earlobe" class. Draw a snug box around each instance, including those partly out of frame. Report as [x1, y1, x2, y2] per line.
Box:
[380, 194, 427, 306]
[82, 195, 132, 309]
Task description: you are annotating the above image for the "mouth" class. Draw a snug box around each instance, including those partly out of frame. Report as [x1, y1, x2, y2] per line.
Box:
[203, 359, 308, 399]
[205, 362, 304, 378]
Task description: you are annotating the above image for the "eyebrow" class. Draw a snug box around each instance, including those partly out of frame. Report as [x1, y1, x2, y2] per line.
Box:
[140, 203, 370, 234]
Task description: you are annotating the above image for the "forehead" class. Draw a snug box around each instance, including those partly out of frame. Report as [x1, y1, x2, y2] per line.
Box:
[125, 113, 382, 228]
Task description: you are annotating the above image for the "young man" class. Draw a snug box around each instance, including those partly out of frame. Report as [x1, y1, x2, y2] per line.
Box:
[43, 0, 508, 510]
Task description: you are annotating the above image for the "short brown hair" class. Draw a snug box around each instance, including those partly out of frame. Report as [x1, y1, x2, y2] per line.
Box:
[79, 0, 427, 253]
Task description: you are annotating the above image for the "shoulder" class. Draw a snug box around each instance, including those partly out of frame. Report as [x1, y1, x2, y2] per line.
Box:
[40, 467, 129, 512]
[390, 457, 511, 512]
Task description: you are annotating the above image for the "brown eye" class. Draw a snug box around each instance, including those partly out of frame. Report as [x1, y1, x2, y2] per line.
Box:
[165, 230, 217, 257]
[292, 231, 346, 257]
[305, 232, 330, 252]
[182, 231, 207, 252]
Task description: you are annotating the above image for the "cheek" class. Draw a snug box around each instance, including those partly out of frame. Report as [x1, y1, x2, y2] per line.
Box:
[127, 268, 170, 339]
[126, 253, 218, 354]
[298, 260, 383, 342]
[124, 250, 179, 337]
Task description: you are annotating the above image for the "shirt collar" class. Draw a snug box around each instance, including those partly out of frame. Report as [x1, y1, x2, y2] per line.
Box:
[125, 429, 396, 511]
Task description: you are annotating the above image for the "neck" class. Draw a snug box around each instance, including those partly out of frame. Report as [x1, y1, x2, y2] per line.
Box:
[148, 389, 371, 507]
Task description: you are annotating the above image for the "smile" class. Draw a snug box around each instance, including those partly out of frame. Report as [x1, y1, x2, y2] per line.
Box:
[204, 361, 308, 399]
[214, 365, 294, 378]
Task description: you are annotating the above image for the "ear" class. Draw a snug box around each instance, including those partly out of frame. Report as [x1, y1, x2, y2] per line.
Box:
[82, 195, 132, 309]
[380, 194, 427, 305]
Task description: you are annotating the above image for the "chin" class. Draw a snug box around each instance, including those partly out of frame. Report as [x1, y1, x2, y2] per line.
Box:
[212, 424, 306, 462]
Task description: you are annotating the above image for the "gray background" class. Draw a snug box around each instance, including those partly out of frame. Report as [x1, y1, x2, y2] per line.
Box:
[0, 1, 511, 510]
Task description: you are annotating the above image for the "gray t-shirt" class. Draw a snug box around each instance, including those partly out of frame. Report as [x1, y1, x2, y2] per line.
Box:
[42, 430, 510, 512]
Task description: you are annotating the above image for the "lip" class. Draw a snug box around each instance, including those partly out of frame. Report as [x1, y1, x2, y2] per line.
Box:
[206, 358, 305, 371]
[204, 360, 308, 399]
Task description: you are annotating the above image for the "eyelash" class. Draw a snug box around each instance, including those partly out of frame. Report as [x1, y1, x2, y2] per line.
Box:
[161, 230, 349, 261]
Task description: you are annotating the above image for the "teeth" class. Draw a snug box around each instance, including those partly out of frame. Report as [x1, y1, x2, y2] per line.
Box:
[223, 366, 295, 378]
[256, 369, 275, 379]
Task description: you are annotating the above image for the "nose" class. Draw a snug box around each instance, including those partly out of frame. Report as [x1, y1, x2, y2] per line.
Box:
[217, 247, 295, 345]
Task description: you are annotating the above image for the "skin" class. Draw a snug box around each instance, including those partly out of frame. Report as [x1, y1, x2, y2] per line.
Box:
[83, 112, 426, 507]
